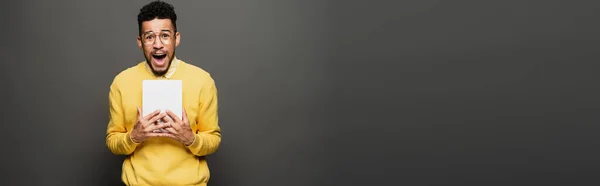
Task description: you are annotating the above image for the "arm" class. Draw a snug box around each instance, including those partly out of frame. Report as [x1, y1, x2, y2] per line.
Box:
[106, 82, 139, 155]
[186, 79, 222, 156]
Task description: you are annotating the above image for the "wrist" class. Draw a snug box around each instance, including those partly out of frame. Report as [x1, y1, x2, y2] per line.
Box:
[185, 134, 195, 146]
[129, 132, 140, 144]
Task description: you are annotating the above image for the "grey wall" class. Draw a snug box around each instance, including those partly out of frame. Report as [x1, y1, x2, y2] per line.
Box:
[2, 0, 600, 185]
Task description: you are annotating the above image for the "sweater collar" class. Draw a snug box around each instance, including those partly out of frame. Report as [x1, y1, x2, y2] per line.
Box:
[144, 56, 180, 79]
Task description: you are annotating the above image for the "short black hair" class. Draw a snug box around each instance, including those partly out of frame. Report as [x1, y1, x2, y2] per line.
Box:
[137, 1, 177, 36]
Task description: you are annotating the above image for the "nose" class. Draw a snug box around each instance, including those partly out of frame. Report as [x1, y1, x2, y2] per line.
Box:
[152, 38, 164, 49]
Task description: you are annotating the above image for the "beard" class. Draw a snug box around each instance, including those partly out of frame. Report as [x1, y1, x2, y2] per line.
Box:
[145, 51, 175, 77]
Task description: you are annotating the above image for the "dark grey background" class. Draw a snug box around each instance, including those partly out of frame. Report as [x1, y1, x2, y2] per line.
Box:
[2, 0, 600, 185]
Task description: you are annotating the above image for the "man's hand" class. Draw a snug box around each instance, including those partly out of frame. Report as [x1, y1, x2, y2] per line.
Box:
[162, 109, 195, 146]
[130, 107, 172, 143]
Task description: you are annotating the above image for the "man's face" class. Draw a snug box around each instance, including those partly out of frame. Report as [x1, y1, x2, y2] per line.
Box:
[137, 18, 180, 76]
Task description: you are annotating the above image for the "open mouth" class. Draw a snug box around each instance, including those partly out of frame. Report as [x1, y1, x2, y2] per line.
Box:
[152, 54, 167, 65]
[153, 54, 167, 60]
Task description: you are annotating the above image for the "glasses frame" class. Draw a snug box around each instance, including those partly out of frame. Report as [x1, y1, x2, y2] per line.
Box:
[141, 30, 175, 46]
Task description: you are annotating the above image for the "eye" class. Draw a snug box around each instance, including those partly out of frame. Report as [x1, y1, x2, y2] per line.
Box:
[161, 34, 170, 38]
[145, 35, 154, 40]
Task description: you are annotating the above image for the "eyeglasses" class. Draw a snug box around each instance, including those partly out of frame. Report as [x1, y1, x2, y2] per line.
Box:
[142, 31, 174, 45]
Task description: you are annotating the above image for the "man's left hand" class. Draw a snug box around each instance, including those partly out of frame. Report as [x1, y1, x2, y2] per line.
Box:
[163, 109, 195, 146]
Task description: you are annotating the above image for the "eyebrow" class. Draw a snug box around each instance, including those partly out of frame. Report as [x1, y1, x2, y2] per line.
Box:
[143, 29, 173, 35]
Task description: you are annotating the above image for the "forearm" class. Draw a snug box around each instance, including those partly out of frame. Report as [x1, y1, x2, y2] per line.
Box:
[106, 132, 139, 155]
[106, 82, 139, 155]
[187, 78, 221, 156]
[187, 131, 221, 156]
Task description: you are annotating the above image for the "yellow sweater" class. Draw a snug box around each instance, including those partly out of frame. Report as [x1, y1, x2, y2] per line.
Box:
[106, 58, 221, 186]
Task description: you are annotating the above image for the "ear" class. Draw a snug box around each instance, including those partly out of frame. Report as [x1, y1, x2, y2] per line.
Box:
[137, 35, 143, 49]
[175, 31, 180, 47]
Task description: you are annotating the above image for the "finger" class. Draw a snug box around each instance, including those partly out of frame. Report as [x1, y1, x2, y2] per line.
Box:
[148, 132, 176, 138]
[137, 107, 143, 121]
[162, 114, 181, 131]
[162, 112, 175, 123]
[143, 109, 161, 121]
[147, 112, 167, 124]
[164, 127, 179, 135]
[141, 112, 164, 128]
[165, 110, 183, 123]
[182, 108, 189, 124]
[145, 122, 171, 132]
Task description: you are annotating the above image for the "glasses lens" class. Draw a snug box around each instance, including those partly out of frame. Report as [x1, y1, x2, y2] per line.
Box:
[144, 32, 172, 45]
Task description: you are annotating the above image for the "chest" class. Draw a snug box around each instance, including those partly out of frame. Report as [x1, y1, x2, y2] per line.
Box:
[120, 78, 204, 131]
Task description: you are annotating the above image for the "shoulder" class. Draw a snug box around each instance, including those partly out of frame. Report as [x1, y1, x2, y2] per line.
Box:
[179, 60, 216, 85]
[110, 62, 145, 88]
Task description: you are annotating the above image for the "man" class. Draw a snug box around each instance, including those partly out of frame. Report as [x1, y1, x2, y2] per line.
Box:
[105, 1, 221, 185]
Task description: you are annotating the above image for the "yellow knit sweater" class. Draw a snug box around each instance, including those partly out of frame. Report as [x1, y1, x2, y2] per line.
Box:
[106, 58, 221, 186]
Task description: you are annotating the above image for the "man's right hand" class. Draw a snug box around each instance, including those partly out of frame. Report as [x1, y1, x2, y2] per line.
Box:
[130, 107, 172, 143]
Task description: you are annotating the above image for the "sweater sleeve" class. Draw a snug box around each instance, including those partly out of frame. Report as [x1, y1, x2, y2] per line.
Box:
[186, 78, 222, 156]
[106, 82, 139, 155]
